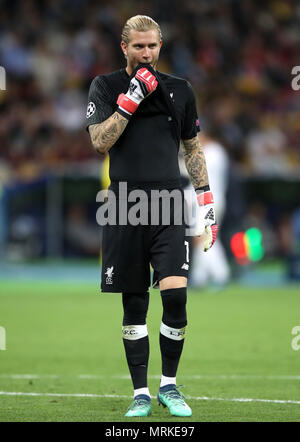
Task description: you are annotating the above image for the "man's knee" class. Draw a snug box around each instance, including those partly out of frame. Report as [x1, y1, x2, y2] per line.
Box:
[122, 292, 149, 325]
[160, 287, 187, 329]
[159, 276, 187, 291]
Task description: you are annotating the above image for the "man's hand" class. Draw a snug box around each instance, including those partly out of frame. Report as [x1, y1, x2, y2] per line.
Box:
[195, 188, 218, 252]
[117, 67, 158, 118]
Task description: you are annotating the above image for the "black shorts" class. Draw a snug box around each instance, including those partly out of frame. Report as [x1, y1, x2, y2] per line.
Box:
[100, 189, 190, 293]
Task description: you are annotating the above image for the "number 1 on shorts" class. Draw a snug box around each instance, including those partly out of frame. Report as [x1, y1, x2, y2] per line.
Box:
[184, 240, 189, 263]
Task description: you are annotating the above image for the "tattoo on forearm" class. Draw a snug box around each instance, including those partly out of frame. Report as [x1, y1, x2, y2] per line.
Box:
[89, 112, 128, 154]
[182, 137, 209, 189]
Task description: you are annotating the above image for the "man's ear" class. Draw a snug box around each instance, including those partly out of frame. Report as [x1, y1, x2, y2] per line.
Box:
[120, 41, 127, 58]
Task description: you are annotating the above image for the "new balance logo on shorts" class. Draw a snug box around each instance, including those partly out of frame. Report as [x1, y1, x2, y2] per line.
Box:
[105, 266, 114, 284]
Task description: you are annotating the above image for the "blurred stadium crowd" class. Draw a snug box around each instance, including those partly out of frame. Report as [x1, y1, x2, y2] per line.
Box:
[0, 0, 300, 182]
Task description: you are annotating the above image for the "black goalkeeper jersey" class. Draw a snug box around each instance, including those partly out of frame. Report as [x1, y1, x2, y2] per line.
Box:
[86, 68, 200, 189]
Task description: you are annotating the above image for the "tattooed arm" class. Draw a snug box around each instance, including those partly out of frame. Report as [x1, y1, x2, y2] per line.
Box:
[88, 112, 129, 155]
[181, 135, 209, 190]
[182, 135, 218, 248]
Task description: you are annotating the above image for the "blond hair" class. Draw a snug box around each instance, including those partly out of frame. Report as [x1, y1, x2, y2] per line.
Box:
[121, 15, 162, 44]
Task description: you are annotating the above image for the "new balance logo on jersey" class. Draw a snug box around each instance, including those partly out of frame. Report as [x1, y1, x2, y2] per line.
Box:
[105, 266, 114, 284]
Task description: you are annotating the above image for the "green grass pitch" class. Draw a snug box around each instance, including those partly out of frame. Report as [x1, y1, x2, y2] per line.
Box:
[0, 280, 300, 422]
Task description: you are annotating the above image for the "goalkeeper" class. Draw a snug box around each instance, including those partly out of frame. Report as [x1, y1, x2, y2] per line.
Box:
[86, 15, 217, 418]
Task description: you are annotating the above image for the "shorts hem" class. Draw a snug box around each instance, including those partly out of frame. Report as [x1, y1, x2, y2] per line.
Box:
[152, 270, 188, 288]
[101, 286, 149, 294]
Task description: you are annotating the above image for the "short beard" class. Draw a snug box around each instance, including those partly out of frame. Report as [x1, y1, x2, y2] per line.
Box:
[133, 60, 158, 71]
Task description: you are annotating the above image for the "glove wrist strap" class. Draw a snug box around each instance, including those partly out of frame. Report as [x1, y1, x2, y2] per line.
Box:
[116, 108, 132, 120]
[195, 185, 210, 193]
[196, 188, 214, 206]
[117, 93, 139, 116]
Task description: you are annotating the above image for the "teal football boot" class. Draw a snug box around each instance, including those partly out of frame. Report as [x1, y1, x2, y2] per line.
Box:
[157, 384, 192, 417]
[125, 394, 152, 417]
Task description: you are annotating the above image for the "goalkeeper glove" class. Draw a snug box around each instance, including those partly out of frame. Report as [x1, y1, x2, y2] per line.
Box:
[195, 187, 218, 252]
[117, 66, 158, 119]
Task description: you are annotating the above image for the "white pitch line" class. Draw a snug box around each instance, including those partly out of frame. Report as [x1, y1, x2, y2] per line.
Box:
[1, 374, 300, 380]
[190, 396, 300, 405]
[0, 391, 130, 399]
[186, 375, 300, 381]
[0, 391, 300, 405]
[0, 375, 61, 379]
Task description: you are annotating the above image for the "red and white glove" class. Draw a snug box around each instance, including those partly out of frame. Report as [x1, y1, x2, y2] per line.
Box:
[117, 67, 158, 118]
[195, 188, 218, 252]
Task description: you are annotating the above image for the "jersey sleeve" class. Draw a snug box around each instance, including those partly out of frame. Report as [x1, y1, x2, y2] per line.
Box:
[181, 81, 201, 140]
[86, 76, 115, 132]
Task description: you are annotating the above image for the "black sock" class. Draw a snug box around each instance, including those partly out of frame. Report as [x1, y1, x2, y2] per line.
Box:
[122, 292, 149, 390]
[123, 335, 149, 389]
[159, 333, 184, 377]
[159, 287, 187, 377]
